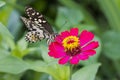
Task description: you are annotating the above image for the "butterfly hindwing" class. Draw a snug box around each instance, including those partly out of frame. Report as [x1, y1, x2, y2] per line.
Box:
[25, 29, 46, 43]
[25, 31, 39, 43]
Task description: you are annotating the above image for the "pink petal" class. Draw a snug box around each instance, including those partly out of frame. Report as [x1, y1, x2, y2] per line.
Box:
[48, 42, 65, 58]
[49, 42, 63, 51]
[70, 56, 79, 64]
[59, 55, 70, 65]
[48, 51, 54, 57]
[61, 31, 70, 38]
[48, 50, 66, 58]
[81, 41, 99, 51]
[49, 42, 54, 50]
[55, 35, 63, 44]
[53, 51, 66, 58]
[78, 54, 89, 60]
[70, 28, 78, 36]
[80, 30, 94, 47]
[81, 50, 96, 56]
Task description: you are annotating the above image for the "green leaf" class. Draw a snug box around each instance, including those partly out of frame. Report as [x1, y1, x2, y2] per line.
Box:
[97, 0, 120, 31]
[102, 31, 120, 60]
[0, 49, 9, 60]
[58, 0, 98, 30]
[77, 24, 96, 32]
[0, 23, 13, 39]
[0, 22, 15, 49]
[0, 54, 29, 74]
[0, 0, 16, 25]
[58, 0, 80, 9]
[11, 37, 37, 58]
[8, 10, 23, 40]
[17, 37, 28, 50]
[22, 47, 37, 56]
[29, 60, 70, 80]
[0, 73, 21, 80]
[72, 63, 101, 80]
[55, 7, 84, 30]
[0, 1, 6, 7]
[39, 44, 54, 62]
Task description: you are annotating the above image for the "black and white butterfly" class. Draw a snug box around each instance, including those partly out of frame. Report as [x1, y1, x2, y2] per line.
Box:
[21, 6, 57, 45]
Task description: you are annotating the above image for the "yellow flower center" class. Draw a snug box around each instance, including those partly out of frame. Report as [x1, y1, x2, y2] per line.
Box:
[62, 36, 79, 51]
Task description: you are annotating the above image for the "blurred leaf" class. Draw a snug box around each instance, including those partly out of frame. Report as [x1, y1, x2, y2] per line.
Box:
[0, 73, 21, 80]
[22, 48, 37, 56]
[0, 53, 29, 74]
[72, 63, 101, 80]
[0, 49, 9, 60]
[102, 31, 120, 60]
[0, 1, 6, 7]
[0, 22, 15, 49]
[80, 36, 102, 65]
[12, 37, 37, 58]
[29, 60, 70, 80]
[0, 23, 13, 39]
[17, 37, 27, 50]
[39, 44, 54, 63]
[0, 0, 16, 25]
[97, 0, 120, 31]
[8, 10, 23, 41]
[113, 60, 120, 77]
[77, 24, 96, 32]
[58, 0, 99, 33]
[58, 0, 79, 9]
[55, 7, 84, 30]
[32, 0, 47, 12]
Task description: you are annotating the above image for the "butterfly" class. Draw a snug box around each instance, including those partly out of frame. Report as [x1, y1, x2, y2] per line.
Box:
[21, 6, 57, 45]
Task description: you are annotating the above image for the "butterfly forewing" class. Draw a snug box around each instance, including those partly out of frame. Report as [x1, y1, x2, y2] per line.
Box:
[25, 6, 54, 34]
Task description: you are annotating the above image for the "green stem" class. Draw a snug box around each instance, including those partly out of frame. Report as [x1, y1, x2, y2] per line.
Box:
[70, 64, 74, 80]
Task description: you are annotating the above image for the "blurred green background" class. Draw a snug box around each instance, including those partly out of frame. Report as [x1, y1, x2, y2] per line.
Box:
[0, 0, 120, 80]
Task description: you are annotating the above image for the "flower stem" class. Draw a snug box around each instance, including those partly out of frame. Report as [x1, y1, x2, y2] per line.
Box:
[70, 64, 74, 80]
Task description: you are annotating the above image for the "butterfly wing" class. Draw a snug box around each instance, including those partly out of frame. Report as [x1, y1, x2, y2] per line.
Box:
[21, 6, 57, 44]
[21, 17, 47, 43]
[25, 6, 54, 34]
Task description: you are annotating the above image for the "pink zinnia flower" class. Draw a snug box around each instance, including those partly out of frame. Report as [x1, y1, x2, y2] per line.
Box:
[48, 28, 99, 65]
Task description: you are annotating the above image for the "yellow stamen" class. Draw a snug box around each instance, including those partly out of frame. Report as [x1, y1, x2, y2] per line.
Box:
[62, 36, 79, 51]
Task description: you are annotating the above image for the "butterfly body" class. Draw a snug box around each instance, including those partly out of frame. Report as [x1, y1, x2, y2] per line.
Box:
[21, 6, 57, 44]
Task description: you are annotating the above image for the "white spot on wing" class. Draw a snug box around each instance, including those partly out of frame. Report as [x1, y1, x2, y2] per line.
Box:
[32, 13, 35, 15]
[34, 21, 39, 24]
[38, 24, 42, 26]
[34, 18, 37, 20]
[36, 12, 39, 15]
[38, 15, 43, 18]
[30, 17, 32, 19]
[38, 19, 42, 23]
[26, 7, 32, 11]
[27, 12, 29, 14]
[42, 20, 46, 23]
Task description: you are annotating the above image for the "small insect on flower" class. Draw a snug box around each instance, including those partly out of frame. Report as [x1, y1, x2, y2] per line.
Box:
[48, 28, 99, 65]
[21, 6, 57, 45]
